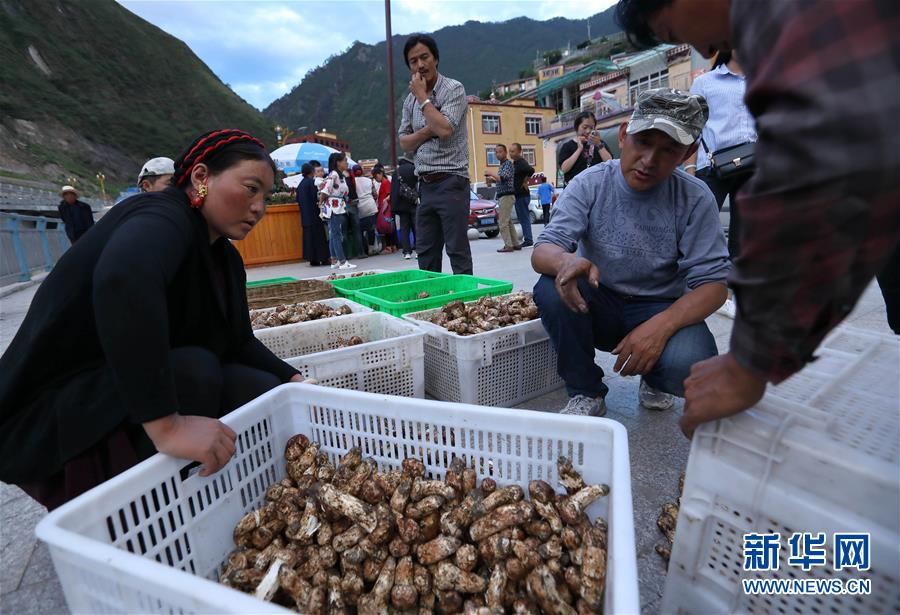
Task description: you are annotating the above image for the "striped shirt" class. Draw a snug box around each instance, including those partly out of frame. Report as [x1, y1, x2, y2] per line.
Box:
[399, 73, 469, 177]
[689, 64, 756, 170]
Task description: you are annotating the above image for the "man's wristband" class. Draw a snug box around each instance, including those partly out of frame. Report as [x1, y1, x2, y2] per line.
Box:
[418, 98, 432, 111]
[683, 164, 697, 171]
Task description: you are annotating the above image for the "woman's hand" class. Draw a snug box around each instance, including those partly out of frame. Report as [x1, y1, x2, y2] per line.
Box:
[143, 414, 237, 477]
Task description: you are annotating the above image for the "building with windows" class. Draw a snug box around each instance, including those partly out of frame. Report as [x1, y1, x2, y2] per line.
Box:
[464, 98, 555, 184]
[284, 130, 351, 153]
[496, 76, 539, 97]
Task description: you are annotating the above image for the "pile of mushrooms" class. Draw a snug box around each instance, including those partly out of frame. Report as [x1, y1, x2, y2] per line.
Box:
[250, 302, 353, 330]
[220, 436, 610, 614]
[428, 293, 540, 336]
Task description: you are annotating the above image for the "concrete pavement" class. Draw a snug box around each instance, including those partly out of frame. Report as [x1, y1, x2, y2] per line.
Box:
[1, 225, 892, 613]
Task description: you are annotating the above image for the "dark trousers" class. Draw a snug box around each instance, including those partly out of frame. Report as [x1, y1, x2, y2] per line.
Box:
[397, 211, 416, 254]
[16, 346, 280, 511]
[416, 174, 473, 274]
[345, 202, 365, 258]
[695, 168, 751, 258]
[359, 214, 377, 253]
[533, 276, 717, 399]
[514, 194, 533, 243]
[541, 203, 551, 225]
[877, 241, 900, 334]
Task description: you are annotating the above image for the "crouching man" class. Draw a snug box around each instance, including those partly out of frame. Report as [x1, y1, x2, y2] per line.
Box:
[532, 88, 729, 417]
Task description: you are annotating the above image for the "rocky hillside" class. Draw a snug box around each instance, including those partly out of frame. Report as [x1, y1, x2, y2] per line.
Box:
[0, 0, 274, 192]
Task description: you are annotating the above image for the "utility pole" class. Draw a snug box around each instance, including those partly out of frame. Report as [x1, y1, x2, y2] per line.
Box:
[587, 20, 591, 42]
[385, 0, 397, 168]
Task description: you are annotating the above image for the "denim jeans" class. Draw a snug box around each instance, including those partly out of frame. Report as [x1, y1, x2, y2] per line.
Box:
[327, 214, 348, 262]
[533, 275, 717, 398]
[514, 194, 533, 243]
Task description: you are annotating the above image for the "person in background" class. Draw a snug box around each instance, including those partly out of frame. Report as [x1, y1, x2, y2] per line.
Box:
[343, 164, 366, 259]
[615, 0, 900, 437]
[391, 156, 419, 260]
[137, 157, 175, 193]
[0, 129, 303, 510]
[537, 176, 555, 225]
[373, 165, 397, 254]
[297, 162, 330, 267]
[398, 33, 472, 274]
[558, 112, 613, 187]
[322, 153, 356, 270]
[310, 160, 325, 190]
[352, 165, 379, 255]
[532, 89, 727, 418]
[684, 50, 755, 258]
[509, 143, 534, 247]
[57, 185, 94, 243]
[485, 144, 520, 253]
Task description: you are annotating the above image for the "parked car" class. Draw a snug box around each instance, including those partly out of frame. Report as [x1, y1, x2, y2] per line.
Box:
[468, 190, 499, 238]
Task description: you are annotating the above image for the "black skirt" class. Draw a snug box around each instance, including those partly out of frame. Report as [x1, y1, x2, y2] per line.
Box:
[302, 222, 330, 265]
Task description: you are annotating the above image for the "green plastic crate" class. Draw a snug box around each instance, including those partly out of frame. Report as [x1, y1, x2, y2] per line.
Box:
[246, 276, 297, 288]
[328, 269, 449, 299]
[353, 275, 513, 316]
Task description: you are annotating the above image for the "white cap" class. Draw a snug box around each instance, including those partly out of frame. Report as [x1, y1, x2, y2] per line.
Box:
[137, 157, 176, 185]
[59, 185, 78, 196]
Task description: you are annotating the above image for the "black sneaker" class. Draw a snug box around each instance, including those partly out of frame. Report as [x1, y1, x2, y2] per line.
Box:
[522, 240, 534, 247]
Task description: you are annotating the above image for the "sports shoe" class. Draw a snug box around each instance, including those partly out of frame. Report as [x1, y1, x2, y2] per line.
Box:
[522, 240, 534, 247]
[330, 262, 339, 269]
[339, 261, 357, 270]
[560, 394, 607, 417]
[639, 379, 675, 411]
[404, 253, 411, 260]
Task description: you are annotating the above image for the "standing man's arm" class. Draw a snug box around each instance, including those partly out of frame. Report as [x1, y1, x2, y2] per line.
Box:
[398, 96, 432, 153]
[681, 0, 900, 437]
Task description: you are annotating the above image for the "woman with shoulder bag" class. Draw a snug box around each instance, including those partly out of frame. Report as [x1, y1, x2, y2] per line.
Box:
[685, 50, 756, 258]
[390, 157, 418, 259]
[373, 165, 397, 254]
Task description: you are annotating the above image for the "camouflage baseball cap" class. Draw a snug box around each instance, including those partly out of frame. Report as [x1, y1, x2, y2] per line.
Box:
[626, 88, 709, 145]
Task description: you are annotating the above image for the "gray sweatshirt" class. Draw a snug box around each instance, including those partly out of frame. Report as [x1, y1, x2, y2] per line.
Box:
[537, 160, 729, 298]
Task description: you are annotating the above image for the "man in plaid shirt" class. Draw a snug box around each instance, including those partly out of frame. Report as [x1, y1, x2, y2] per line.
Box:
[616, 0, 900, 436]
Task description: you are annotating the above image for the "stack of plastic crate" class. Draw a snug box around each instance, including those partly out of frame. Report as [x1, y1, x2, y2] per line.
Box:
[662, 326, 900, 614]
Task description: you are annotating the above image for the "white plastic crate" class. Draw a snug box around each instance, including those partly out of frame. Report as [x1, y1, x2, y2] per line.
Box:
[36, 383, 639, 614]
[661, 326, 900, 614]
[403, 297, 564, 406]
[254, 311, 425, 398]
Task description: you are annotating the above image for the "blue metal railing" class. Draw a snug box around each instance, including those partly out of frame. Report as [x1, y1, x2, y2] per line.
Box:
[1, 212, 69, 287]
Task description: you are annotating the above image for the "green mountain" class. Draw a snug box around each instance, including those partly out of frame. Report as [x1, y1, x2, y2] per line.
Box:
[0, 0, 273, 191]
[264, 9, 620, 162]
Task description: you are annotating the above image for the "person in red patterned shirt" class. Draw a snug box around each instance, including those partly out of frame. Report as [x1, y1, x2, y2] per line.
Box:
[615, 0, 900, 436]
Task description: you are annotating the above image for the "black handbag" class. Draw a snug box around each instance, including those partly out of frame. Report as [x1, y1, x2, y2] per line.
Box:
[701, 138, 755, 180]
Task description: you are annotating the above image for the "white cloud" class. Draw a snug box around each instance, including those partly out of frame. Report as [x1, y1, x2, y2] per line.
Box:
[119, 0, 616, 109]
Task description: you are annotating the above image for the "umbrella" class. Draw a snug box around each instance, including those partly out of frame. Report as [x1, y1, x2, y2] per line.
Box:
[281, 174, 304, 189]
[270, 142, 356, 174]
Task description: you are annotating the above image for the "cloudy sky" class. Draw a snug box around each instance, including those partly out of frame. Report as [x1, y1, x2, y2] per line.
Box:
[119, 0, 617, 110]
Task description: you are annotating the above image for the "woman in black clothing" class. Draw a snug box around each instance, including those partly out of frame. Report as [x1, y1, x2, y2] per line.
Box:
[0, 129, 303, 510]
[557, 111, 613, 185]
[390, 157, 418, 259]
[296, 162, 330, 266]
